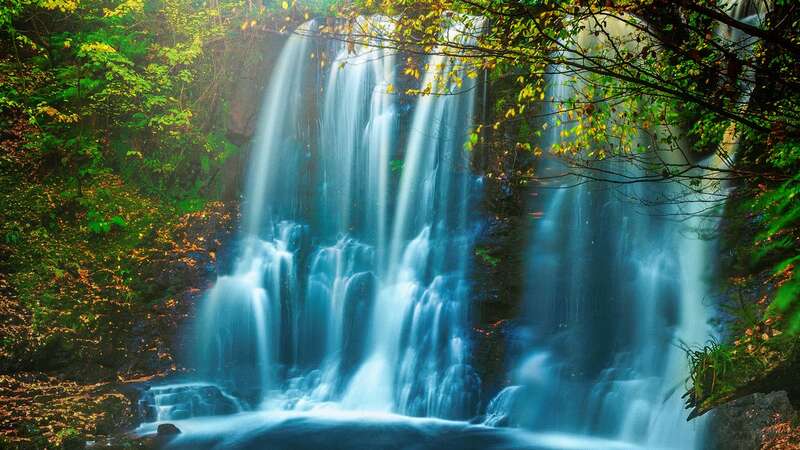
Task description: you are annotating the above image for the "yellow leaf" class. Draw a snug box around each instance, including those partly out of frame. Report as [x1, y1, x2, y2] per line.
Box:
[281, 1, 288, 9]
[80, 42, 117, 53]
[386, 83, 395, 94]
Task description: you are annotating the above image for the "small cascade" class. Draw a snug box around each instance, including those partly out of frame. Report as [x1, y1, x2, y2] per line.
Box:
[195, 222, 303, 400]
[137, 383, 243, 422]
[483, 385, 522, 427]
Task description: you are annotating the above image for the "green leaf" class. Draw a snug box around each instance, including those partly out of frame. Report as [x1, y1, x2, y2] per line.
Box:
[109, 215, 127, 228]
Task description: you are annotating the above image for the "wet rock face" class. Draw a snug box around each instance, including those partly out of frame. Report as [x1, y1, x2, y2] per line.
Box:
[708, 391, 798, 450]
[469, 133, 535, 406]
[226, 34, 287, 144]
[124, 202, 239, 378]
[157, 423, 181, 436]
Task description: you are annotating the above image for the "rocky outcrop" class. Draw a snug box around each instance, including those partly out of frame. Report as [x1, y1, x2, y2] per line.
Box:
[468, 75, 537, 407]
[156, 423, 181, 436]
[124, 201, 238, 378]
[225, 31, 286, 144]
[708, 391, 798, 450]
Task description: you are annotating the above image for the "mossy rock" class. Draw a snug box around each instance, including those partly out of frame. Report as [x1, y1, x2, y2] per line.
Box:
[94, 394, 134, 436]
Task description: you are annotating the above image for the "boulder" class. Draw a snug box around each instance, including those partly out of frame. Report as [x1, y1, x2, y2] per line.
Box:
[156, 423, 181, 437]
[708, 390, 798, 450]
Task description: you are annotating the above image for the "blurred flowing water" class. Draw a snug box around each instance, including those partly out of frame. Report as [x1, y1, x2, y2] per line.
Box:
[190, 17, 481, 420]
[483, 68, 719, 448]
[482, 4, 765, 447]
[134, 11, 743, 450]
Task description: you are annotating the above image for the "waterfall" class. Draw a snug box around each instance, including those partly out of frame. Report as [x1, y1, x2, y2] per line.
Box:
[190, 17, 481, 419]
[483, 60, 719, 446]
[132, 9, 748, 449]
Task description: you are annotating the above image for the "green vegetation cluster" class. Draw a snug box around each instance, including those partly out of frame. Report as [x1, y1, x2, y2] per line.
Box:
[0, 0, 325, 446]
[0, 104, 239, 448]
[2, 0, 245, 197]
[0, 0, 247, 369]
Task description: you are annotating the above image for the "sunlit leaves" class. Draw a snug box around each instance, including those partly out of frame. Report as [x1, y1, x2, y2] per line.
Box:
[37, 0, 78, 13]
[464, 130, 478, 151]
[103, 0, 143, 17]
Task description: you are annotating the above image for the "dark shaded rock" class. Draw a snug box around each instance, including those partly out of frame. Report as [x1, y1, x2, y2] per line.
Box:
[340, 271, 377, 377]
[61, 435, 87, 450]
[29, 333, 75, 373]
[708, 390, 798, 450]
[469, 125, 535, 405]
[225, 34, 285, 143]
[87, 435, 156, 450]
[123, 202, 238, 377]
[94, 394, 134, 435]
[470, 216, 527, 403]
[157, 423, 181, 436]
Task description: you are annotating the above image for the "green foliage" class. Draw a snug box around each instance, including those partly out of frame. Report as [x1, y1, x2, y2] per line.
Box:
[335, 0, 800, 191]
[86, 210, 127, 234]
[751, 173, 800, 332]
[0, 0, 261, 199]
[685, 168, 800, 414]
[768, 142, 800, 171]
[475, 247, 500, 268]
[685, 339, 733, 404]
[464, 130, 479, 151]
[685, 318, 798, 416]
[54, 427, 80, 444]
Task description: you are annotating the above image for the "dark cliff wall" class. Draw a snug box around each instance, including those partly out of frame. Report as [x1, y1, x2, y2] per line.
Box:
[469, 73, 537, 409]
[216, 30, 288, 201]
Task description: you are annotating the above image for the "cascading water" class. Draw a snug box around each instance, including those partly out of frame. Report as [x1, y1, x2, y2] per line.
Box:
[131, 9, 750, 450]
[340, 23, 481, 417]
[484, 64, 718, 447]
[481, 4, 766, 447]
[187, 16, 482, 420]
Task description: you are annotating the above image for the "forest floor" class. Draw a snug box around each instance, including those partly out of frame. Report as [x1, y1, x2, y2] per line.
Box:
[0, 117, 237, 448]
